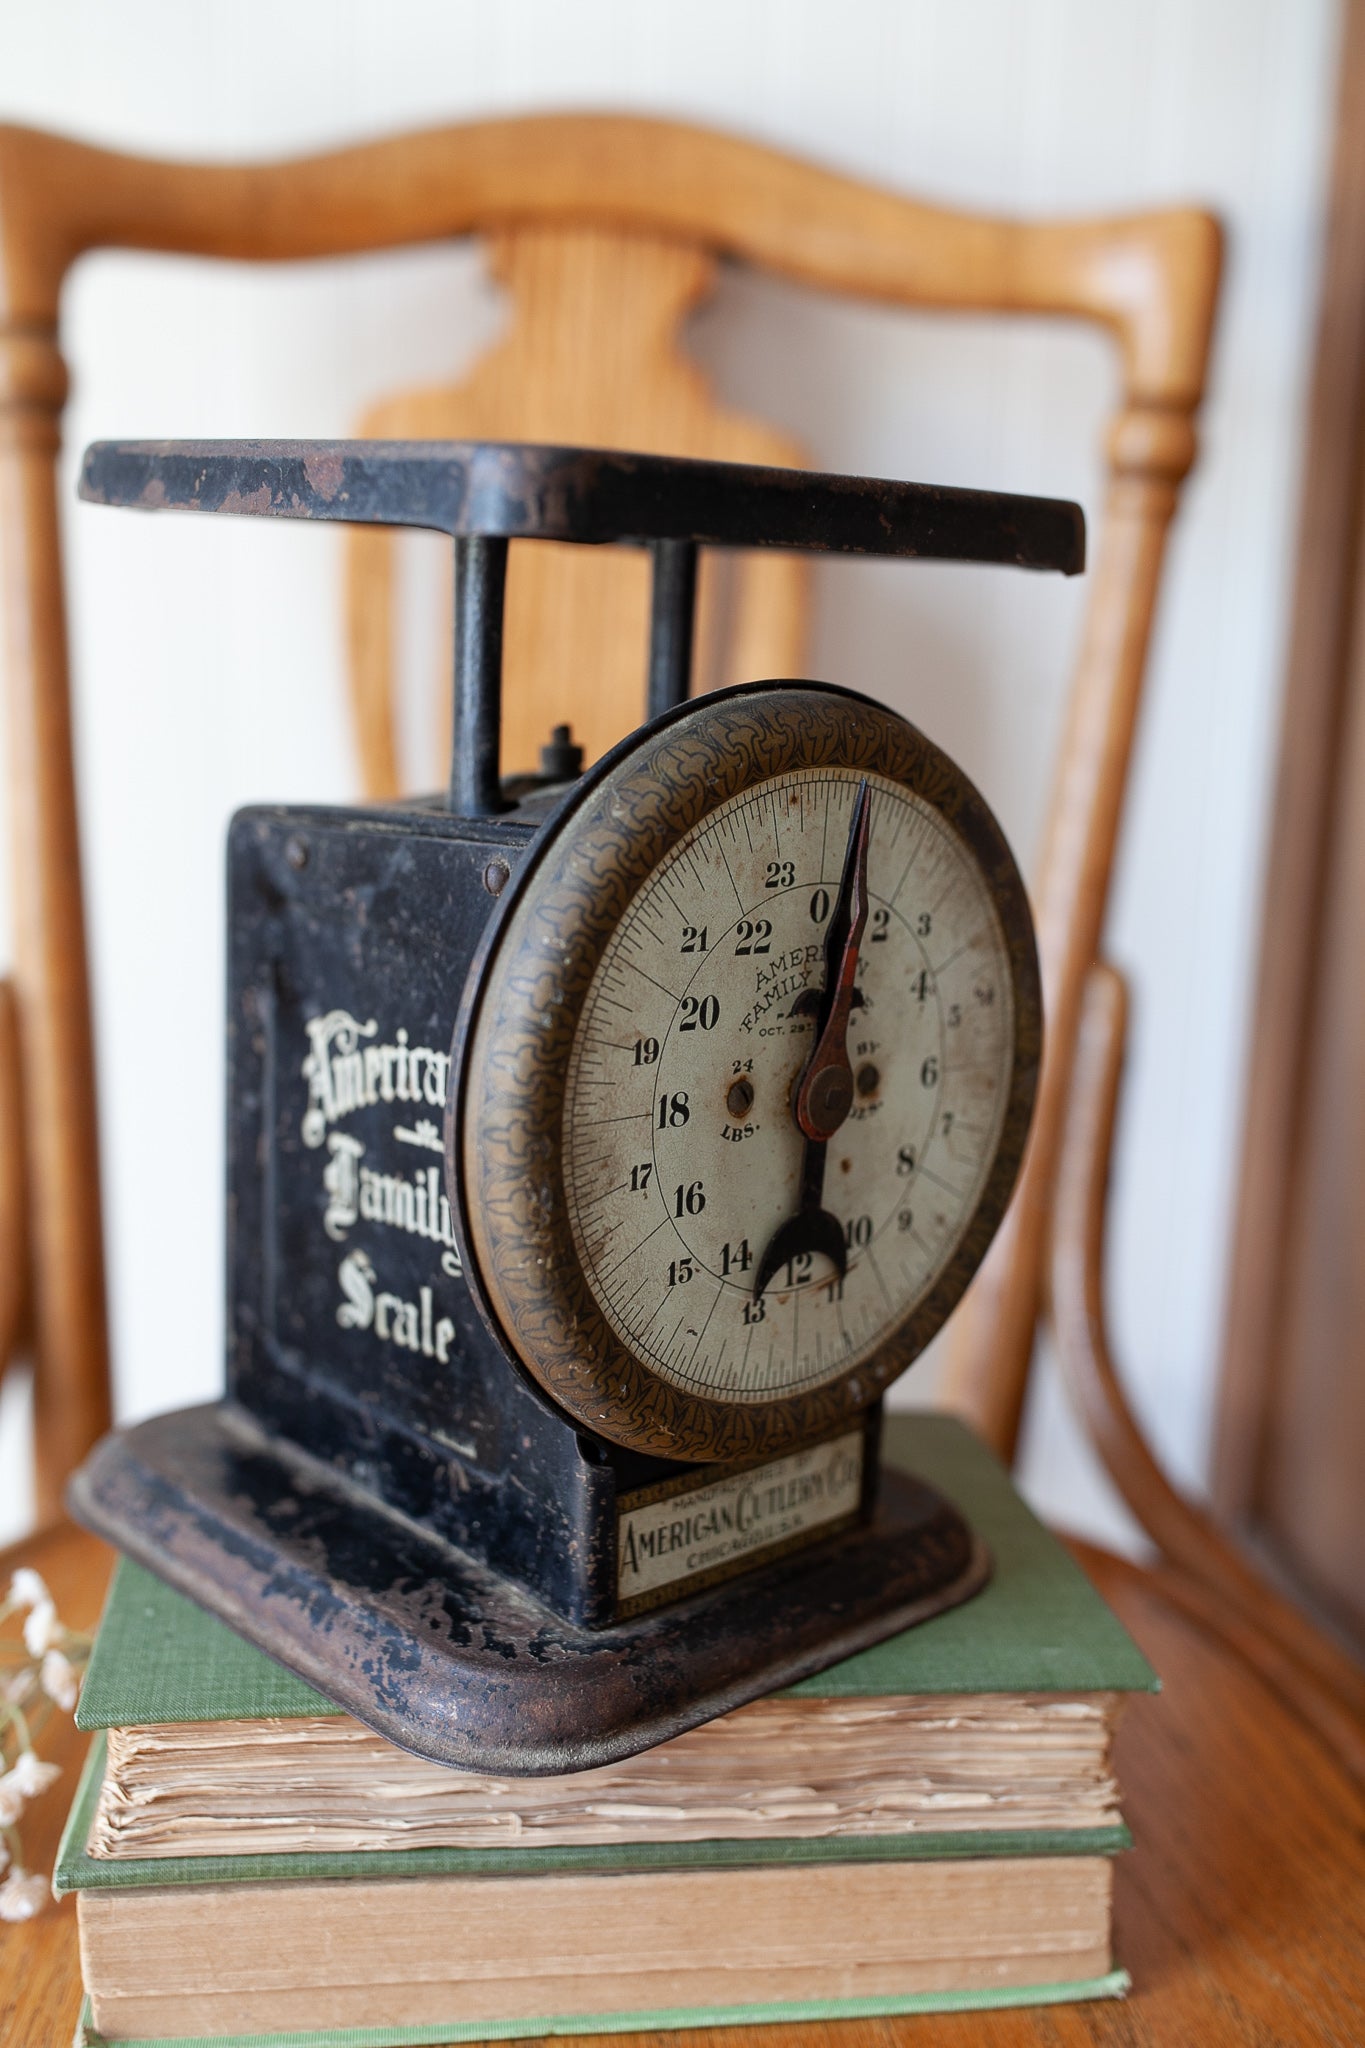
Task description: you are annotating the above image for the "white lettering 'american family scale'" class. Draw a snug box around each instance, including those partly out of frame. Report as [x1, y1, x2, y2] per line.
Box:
[300, 1009, 463, 1364]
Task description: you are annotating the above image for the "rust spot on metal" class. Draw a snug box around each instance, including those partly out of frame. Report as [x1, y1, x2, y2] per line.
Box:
[220, 484, 274, 516]
[303, 448, 346, 502]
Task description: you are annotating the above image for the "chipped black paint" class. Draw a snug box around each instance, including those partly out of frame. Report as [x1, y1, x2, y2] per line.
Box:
[69, 1403, 987, 1773]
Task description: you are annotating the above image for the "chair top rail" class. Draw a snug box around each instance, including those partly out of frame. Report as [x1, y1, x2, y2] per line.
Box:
[0, 115, 1220, 406]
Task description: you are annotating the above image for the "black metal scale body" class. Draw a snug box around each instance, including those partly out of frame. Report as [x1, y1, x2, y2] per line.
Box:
[229, 787, 748, 1631]
[70, 440, 1084, 1771]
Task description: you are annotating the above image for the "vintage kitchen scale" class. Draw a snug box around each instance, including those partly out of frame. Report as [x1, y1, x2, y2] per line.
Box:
[70, 438, 1083, 1773]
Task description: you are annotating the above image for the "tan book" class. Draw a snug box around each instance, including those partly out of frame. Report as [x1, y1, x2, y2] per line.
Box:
[78, 1855, 1118, 2039]
[70, 1420, 1154, 1874]
[89, 1690, 1123, 1860]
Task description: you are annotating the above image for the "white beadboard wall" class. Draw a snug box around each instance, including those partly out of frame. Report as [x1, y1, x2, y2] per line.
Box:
[0, 0, 1341, 1548]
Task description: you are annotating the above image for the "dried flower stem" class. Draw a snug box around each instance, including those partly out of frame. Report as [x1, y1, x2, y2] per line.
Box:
[0, 1570, 92, 1919]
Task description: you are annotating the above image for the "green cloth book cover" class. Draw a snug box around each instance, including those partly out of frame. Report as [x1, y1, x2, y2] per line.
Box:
[76, 1415, 1156, 1729]
[72, 1972, 1133, 2048]
[59, 1415, 1154, 1896]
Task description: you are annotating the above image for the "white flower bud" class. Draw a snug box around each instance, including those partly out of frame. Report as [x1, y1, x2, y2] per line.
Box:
[40, 1648, 78, 1711]
[22, 1599, 62, 1658]
[0, 1870, 50, 1920]
[8, 1568, 49, 1612]
[6, 1753, 60, 1799]
[0, 1779, 24, 1828]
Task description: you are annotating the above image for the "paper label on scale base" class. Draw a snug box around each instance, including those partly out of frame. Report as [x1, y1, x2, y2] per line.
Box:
[616, 1429, 864, 1610]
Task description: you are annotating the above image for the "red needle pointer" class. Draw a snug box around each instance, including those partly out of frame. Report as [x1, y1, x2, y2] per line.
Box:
[752, 779, 872, 1300]
[794, 779, 872, 1142]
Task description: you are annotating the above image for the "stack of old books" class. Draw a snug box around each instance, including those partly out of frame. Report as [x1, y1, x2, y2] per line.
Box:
[59, 1415, 1155, 2046]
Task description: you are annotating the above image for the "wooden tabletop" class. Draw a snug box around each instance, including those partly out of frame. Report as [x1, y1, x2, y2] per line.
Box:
[3, 1521, 1363, 2047]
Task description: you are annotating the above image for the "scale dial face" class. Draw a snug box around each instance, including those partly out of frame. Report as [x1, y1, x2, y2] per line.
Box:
[451, 684, 1040, 1463]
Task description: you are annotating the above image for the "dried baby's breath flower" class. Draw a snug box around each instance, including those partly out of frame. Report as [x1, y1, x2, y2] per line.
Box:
[22, 1600, 62, 1659]
[1, 1577, 92, 1920]
[0, 1869, 50, 1921]
[39, 1649, 79, 1712]
[7, 1570, 49, 1613]
[4, 1753, 60, 1800]
[2, 1669, 37, 1708]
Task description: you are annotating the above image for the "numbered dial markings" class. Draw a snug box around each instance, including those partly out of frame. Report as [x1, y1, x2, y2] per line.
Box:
[563, 770, 1015, 1403]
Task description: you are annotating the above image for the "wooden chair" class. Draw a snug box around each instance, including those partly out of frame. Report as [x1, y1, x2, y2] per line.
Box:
[1, 111, 1362, 2042]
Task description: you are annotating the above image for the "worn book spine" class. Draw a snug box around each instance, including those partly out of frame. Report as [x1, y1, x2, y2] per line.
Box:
[75, 1970, 1132, 2048]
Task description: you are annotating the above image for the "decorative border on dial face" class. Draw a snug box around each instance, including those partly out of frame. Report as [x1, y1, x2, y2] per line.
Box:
[449, 682, 1041, 1463]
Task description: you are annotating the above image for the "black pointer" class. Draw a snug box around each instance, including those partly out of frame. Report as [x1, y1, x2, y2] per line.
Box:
[753, 780, 872, 1300]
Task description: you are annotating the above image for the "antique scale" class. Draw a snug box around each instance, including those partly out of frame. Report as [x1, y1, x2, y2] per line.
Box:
[71, 440, 1083, 1772]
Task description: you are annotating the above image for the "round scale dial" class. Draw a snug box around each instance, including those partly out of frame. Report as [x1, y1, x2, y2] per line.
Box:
[451, 683, 1039, 1463]
[564, 770, 1014, 1402]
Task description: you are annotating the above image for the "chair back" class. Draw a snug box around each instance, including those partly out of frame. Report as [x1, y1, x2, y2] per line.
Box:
[348, 223, 808, 790]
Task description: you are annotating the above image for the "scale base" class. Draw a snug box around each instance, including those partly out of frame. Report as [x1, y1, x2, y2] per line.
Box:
[70, 1402, 990, 1773]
